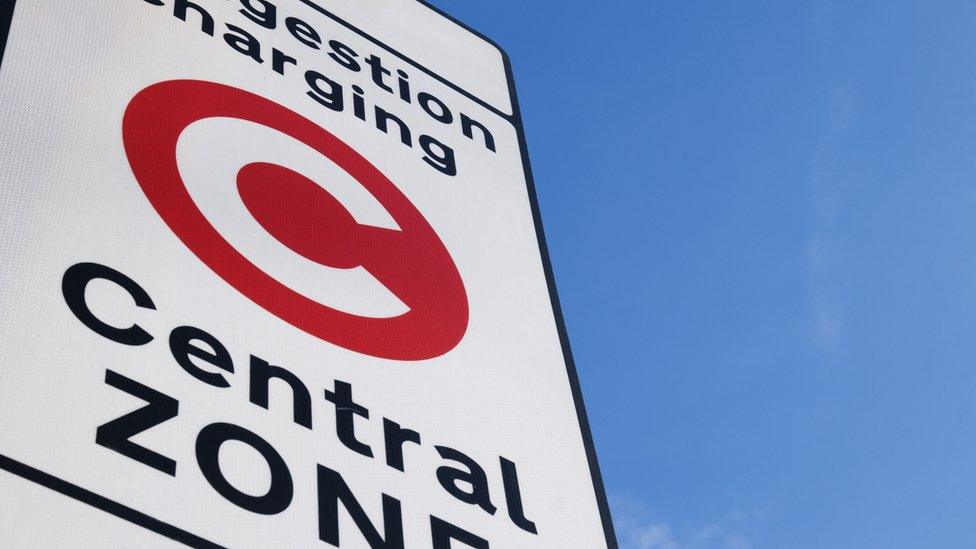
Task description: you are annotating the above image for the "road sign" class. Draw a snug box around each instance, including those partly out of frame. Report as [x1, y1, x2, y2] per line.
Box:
[0, 1, 616, 547]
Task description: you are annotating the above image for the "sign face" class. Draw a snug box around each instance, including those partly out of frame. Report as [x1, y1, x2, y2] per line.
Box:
[0, 1, 615, 547]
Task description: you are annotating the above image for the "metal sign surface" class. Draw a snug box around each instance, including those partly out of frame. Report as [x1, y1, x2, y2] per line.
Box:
[0, 1, 616, 546]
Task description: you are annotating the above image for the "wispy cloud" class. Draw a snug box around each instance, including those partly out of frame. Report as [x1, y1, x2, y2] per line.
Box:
[806, 86, 855, 352]
[611, 496, 766, 549]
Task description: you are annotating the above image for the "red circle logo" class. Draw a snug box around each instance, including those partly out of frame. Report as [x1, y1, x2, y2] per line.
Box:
[123, 80, 468, 360]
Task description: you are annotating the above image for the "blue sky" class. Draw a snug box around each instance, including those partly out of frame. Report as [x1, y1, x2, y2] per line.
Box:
[434, 1, 976, 547]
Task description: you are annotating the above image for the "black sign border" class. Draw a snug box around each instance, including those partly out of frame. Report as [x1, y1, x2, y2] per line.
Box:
[0, 1, 618, 547]
[409, 2, 620, 547]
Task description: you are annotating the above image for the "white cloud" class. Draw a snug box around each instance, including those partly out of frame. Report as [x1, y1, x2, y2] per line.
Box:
[611, 495, 764, 549]
[805, 86, 856, 353]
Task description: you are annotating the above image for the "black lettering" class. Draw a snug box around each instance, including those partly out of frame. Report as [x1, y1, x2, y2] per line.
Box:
[365, 54, 393, 93]
[306, 70, 344, 112]
[286, 16, 321, 49]
[375, 106, 412, 147]
[249, 355, 312, 429]
[169, 326, 233, 388]
[224, 24, 264, 63]
[352, 85, 367, 121]
[434, 446, 497, 515]
[461, 113, 496, 153]
[272, 48, 297, 76]
[420, 135, 457, 176]
[323, 380, 373, 458]
[328, 40, 360, 72]
[382, 419, 420, 473]
[418, 92, 452, 124]
[62, 262, 155, 346]
[174, 0, 214, 36]
[96, 370, 178, 476]
[196, 423, 293, 515]
[500, 457, 537, 534]
[396, 70, 410, 103]
[430, 516, 489, 549]
[317, 465, 403, 548]
[239, 0, 275, 29]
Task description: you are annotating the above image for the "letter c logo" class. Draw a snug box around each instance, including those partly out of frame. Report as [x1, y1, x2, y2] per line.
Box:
[123, 80, 468, 361]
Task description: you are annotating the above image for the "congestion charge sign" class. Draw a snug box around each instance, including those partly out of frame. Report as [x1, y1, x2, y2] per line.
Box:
[0, 1, 615, 548]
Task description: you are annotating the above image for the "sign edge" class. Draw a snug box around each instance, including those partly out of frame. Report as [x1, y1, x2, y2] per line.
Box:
[411, 2, 620, 547]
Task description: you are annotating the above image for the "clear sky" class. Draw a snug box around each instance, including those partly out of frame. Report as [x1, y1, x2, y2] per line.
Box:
[433, 1, 976, 547]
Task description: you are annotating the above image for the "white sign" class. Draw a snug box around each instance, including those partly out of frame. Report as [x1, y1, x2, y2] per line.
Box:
[0, 1, 615, 547]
